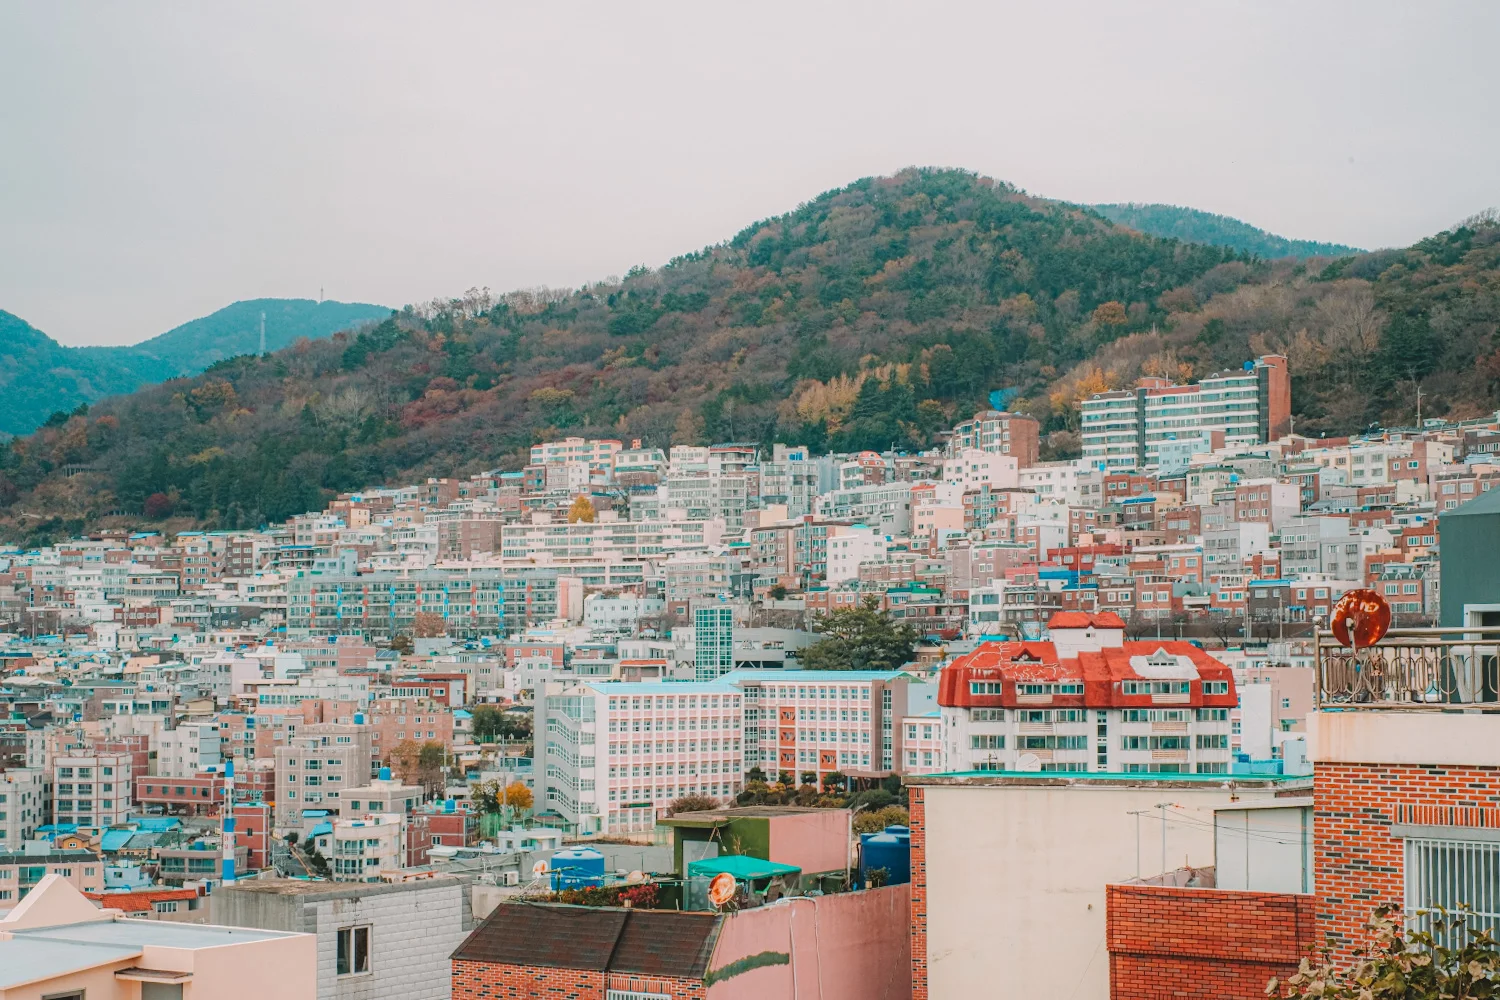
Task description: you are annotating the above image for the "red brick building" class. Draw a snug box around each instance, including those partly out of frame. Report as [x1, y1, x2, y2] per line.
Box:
[1106, 878, 1317, 1000]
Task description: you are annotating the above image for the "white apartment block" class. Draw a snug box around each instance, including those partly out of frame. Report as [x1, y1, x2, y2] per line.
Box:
[1019, 462, 1082, 504]
[501, 512, 723, 563]
[530, 437, 623, 472]
[156, 722, 224, 779]
[53, 752, 133, 833]
[537, 680, 743, 836]
[826, 526, 889, 584]
[304, 813, 404, 882]
[941, 450, 1020, 489]
[814, 482, 914, 536]
[0, 769, 44, 850]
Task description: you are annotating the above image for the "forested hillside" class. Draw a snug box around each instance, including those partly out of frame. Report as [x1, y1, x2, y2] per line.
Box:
[2, 169, 1496, 543]
[0, 299, 388, 436]
[1090, 203, 1362, 259]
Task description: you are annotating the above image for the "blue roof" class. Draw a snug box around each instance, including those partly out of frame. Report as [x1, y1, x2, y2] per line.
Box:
[100, 830, 134, 852]
[309, 822, 333, 837]
[126, 816, 182, 833]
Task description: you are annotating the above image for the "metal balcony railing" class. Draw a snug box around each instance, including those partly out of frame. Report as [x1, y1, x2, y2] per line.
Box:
[1315, 627, 1500, 709]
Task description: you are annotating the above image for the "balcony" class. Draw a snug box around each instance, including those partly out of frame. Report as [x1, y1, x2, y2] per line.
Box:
[1316, 627, 1500, 709]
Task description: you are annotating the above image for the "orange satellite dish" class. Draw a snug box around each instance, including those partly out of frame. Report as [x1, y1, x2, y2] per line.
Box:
[1331, 589, 1391, 649]
[707, 871, 736, 907]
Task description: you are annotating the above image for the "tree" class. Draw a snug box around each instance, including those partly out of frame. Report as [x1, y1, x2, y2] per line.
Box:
[471, 778, 533, 816]
[1276, 906, 1500, 999]
[666, 794, 719, 816]
[143, 492, 175, 519]
[853, 805, 910, 835]
[568, 494, 596, 523]
[471, 705, 533, 743]
[389, 634, 413, 654]
[413, 611, 447, 638]
[768, 584, 788, 600]
[801, 598, 919, 671]
[821, 771, 847, 794]
[387, 739, 447, 796]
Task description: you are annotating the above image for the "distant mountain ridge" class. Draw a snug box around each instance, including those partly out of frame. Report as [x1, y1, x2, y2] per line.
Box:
[1088, 203, 1363, 259]
[0, 299, 389, 435]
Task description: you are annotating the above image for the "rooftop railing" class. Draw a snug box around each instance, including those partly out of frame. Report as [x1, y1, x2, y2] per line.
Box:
[1315, 627, 1500, 709]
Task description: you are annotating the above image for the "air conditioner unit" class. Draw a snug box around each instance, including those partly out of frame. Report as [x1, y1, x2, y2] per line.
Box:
[501, 870, 519, 887]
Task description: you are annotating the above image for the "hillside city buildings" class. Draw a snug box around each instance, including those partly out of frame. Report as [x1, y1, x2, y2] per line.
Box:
[2, 367, 1500, 999]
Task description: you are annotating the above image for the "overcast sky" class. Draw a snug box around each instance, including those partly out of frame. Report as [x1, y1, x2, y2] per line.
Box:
[2, 2, 1496, 347]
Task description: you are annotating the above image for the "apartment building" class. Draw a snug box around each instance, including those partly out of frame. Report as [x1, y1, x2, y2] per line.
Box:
[536, 680, 744, 836]
[1081, 355, 1290, 471]
[273, 723, 376, 825]
[500, 511, 723, 563]
[814, 482, 914, 536]
[938, 612, 1236, 774]
[0, 848, 104, 902]
[0, 768, 44, 850]
[156, 721, 223, 779]
[529, 436, 622, 472]
[730, 669, 920, 778]
[52, 751, 133, 834]
[286, 567, 504, 638]
[949, 410, 1041, 467]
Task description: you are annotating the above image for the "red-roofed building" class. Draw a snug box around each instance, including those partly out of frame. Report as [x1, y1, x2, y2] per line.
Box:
[85, 887, 207, 920]
[938, 612, 1234, 774]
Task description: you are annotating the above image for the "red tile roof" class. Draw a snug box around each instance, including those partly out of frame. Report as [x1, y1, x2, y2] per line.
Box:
[1047, 611, 1127, 629]
[86, 888, 200, 912]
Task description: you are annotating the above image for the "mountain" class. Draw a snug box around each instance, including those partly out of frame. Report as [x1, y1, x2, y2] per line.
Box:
[0, 299, 389, 436]
[103, 298, 394, 377]
[1088, 203, 1362, 259]
[0, 168, 1495, 543]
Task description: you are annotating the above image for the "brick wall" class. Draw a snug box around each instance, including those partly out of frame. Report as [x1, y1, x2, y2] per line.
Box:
[1315, 761, 1500, 962]
[1106, 883, 1316, 999]
[909, 785, 927, 1000]
[451, 961, 707, 999]
[453, 959, 603, 1000]
[606, 972, 707, 998]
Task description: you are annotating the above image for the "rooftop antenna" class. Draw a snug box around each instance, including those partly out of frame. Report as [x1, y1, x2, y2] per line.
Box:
[259, 312, 266, 356]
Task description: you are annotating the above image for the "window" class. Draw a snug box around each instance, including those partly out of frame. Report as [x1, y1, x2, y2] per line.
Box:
[1202, 681, 1230, 695]
[337, 925, 371, 976]
[1404, 838, 1500, 944]
[970, 735, 1005, 750]
[969, 708, 1005, 722]
[968, 681, 1002, 695]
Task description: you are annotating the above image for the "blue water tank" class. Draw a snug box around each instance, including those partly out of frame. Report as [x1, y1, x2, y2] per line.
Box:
[378, 766, 391, 781]
[549, 847, 606, 890]
[444, 799, 456, 813]
[860, 825, 911, 886]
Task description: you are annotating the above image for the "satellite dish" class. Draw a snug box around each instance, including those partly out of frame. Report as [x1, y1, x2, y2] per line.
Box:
[627, 870, 645, 883]
[1331, 590, 1391, 649]
[531, 860, 549, 876]
[1016, 753, 1041, 772]
[707, 872, 736, 907]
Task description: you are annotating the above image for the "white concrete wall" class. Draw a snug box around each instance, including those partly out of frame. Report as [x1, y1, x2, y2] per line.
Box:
[921, 779, 1291, 1000]
[1308, 710, 1500, 767]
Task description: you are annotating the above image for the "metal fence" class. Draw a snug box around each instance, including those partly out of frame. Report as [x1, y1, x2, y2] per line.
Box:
[1315, 627, 1500, 709]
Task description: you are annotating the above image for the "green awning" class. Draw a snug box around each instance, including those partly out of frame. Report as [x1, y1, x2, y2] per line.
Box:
[687, 855, 802, 880]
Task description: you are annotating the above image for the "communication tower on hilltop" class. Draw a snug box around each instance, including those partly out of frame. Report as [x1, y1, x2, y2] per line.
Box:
[259, 312, 266, 355]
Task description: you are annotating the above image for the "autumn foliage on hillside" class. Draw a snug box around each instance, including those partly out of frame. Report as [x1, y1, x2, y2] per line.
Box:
[0, 170, 1497, 542]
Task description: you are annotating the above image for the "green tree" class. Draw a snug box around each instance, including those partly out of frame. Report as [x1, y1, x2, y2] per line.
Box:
[1276, 906, 1500, 999]
[471, 705, 532, 743]
[801, 598, 919, 671]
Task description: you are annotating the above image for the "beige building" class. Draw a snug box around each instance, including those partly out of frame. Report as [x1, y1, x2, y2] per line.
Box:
[0, 873, 314, 999]
[0, 849, 104, 905]
[909, 772, 1310, 1000]
[274, 723, 374, 826]
[304, 814, 403, 882]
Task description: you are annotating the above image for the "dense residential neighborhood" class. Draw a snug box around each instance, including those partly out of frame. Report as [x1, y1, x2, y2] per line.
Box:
[1, 376, 1499, 998]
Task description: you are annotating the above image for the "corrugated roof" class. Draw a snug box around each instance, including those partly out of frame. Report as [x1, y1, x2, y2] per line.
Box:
[451, 903, 719, 979]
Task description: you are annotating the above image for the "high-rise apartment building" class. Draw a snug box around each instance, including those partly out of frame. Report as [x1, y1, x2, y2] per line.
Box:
[1080, 355, 1290, 472]
[536, 680, 744, 836]
[693, 604, 735, 681]
[949, 411, 1041, 467]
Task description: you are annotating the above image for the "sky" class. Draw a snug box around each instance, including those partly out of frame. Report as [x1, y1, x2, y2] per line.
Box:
[2, 2, 1497, 347]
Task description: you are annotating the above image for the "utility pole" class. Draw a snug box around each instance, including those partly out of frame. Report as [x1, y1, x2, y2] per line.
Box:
[259, 312, 266, 356]
[1158, 801, 1171, 877]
